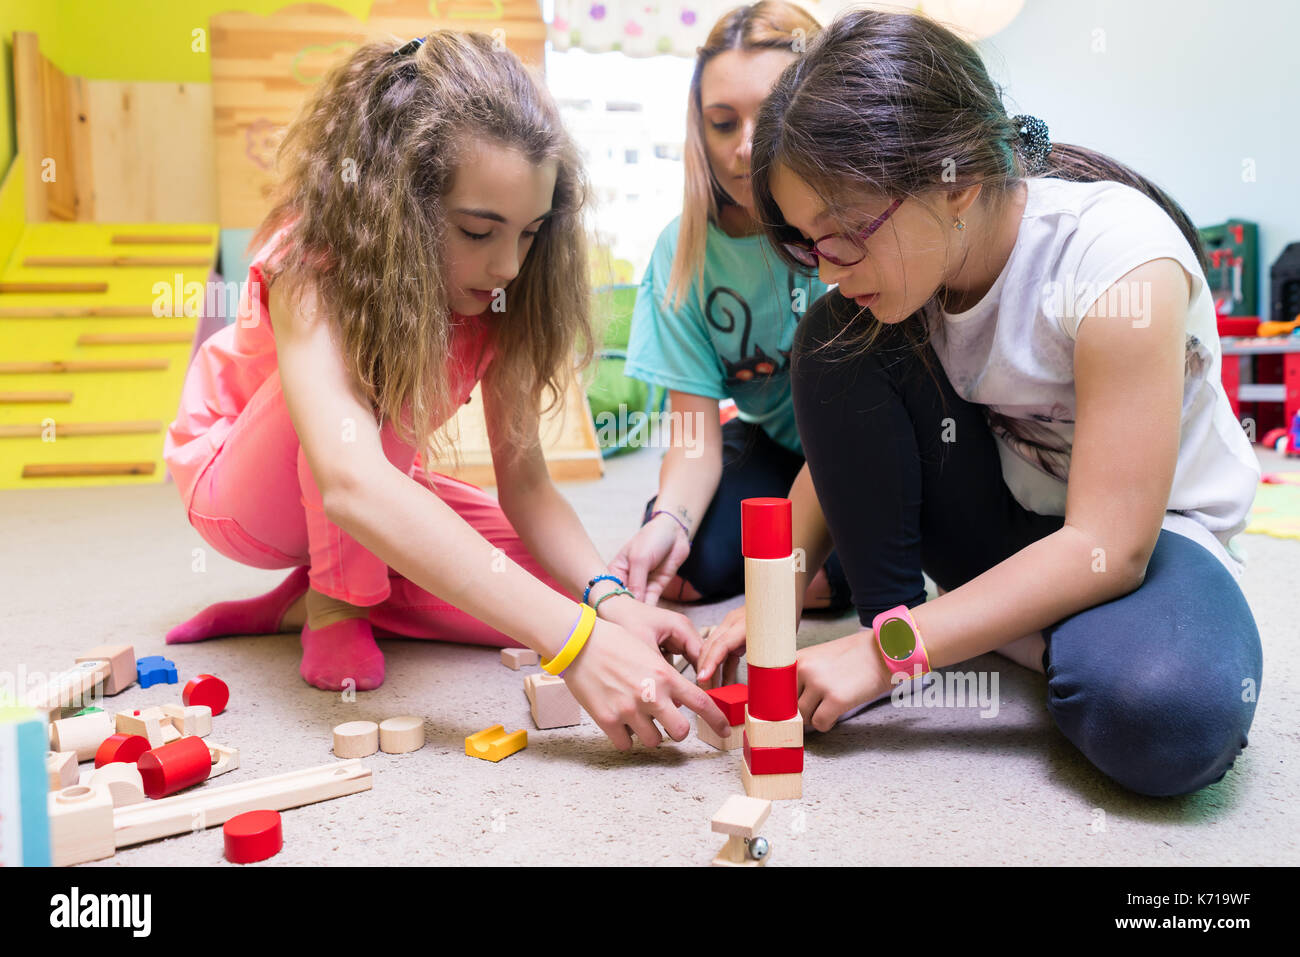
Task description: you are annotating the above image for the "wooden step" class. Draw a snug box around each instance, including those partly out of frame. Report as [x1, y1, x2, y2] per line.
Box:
[0, 359, 169, 373]
[0, 281, 108, 294]
[78, 332, 193, 345]
[0, 391, 74, 403]
[23, 461, 156, 477]
[0, 304, 161, 318]
[24, 256, 212, 268]
[0, 419, 162, 438]
[112, 233, 212, 245]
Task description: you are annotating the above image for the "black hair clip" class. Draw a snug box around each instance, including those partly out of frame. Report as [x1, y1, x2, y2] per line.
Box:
[391, 36, 425, 57]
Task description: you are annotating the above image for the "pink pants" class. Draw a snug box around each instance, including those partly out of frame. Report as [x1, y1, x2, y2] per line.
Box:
[186, 367, 562, 647]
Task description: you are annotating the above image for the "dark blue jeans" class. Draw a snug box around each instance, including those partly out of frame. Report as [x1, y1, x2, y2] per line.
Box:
[790, 292, 1263, 797]
[641, 416, 851, 609]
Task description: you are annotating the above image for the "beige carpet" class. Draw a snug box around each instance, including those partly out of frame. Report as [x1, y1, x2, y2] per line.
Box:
[2, 445, 1296, 866]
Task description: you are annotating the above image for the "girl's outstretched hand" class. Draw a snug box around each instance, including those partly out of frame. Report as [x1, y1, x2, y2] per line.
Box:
[795, 630, 892, 732]
[608, 514, 691, 606]
[562, 618, 730, 750]
[695, 604, 747, 688]
[597, 594, 706, 664]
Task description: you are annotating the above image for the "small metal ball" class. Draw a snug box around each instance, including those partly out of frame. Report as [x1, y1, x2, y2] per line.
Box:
[747, 836, 770, 861]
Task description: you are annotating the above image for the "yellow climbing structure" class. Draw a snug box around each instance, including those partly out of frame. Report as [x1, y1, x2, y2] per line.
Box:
[0, 158, 218, 490]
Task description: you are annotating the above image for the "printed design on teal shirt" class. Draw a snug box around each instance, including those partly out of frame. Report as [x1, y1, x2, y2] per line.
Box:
[704, 279, 796, 386]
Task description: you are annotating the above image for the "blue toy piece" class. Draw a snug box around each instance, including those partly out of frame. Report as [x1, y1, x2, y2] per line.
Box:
[136, 655, 178, 688]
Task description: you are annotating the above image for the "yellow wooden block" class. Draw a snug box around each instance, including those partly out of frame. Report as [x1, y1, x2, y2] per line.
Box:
[465, 724, 527, 763]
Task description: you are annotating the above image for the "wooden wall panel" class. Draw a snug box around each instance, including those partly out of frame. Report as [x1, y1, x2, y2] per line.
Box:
[210, 0, 546, 228]
[85, 81, 217, 223]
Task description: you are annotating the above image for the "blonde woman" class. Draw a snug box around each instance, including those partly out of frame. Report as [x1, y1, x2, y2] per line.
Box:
[611, 2, 851, 647]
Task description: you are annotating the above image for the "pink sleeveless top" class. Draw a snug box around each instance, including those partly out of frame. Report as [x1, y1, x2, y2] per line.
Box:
[164, 223, 497, 512]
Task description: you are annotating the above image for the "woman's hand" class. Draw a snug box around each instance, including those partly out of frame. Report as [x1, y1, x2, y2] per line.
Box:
[608, 514, 692, 606]
[695, 604, 747, 688]
[796, 629, 892, 732]
[562, 617, 730, 750]
[596, 593, 706, 664]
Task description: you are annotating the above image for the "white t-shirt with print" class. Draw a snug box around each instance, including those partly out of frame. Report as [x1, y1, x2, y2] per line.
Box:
[930, 177, 1260, 578]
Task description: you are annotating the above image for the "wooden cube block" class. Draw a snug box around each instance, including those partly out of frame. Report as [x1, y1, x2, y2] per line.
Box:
[115, 707, 165, 748]
[524, 673, 582, 729]
[705, 684, 748, 726]
[46, 749, 79, 791]
[48, 784, 115, 866]
[696, 714, 743, 751]
[74, 644, 136, 696]
[500, 647, 539, 670]
[744, 709, 803, 749]
[741, 761, 802, 801]
[161, 703, 211, 737]
[711, 794, 772, 838]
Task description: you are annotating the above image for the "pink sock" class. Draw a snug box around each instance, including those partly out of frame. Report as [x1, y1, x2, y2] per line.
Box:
[299, 618, 386, 691]
[166, 567, 310, 644]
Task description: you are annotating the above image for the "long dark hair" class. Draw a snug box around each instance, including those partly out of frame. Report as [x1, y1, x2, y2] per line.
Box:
[751, 8, 1206, 360]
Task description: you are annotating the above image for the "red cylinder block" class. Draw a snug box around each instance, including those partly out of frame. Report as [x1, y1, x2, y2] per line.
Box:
[224, 810, 283, 864]
[137, 735, 212, 799]
[94, 733, 151, 768]
[748, 663, 798, 721]
[741, 498, 792, 559]
[183, 673, 229, 716]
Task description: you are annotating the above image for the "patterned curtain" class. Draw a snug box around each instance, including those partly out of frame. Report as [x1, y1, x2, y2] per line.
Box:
[548, 1, 1025, 57]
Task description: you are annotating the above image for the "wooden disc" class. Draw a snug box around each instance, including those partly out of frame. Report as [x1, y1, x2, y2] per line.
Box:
[332, 720, 379, 758]
[379, 715, 425, 754]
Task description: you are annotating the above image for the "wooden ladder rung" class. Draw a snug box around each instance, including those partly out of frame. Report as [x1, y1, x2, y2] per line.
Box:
[24, 256, 212, 268]
[112, 234, 212, 245]
[0, 281, 109, 294]
[0, 391, 74, 403]
[0, 420, 162, 438]
[0, 304, 162, 318]
[0, 359, 170, 373]
[23, 461, 157, 477]
[78, 332, 194, 345]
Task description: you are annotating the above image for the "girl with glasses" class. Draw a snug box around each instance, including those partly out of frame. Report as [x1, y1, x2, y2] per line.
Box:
[701, 8, 1262, 796]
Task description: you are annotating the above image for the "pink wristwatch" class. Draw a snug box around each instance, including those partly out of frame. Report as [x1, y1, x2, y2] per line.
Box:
[872, 605, 931, 679]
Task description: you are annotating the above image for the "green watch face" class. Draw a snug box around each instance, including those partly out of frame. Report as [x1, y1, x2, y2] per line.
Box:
[879, 616, 917, 661]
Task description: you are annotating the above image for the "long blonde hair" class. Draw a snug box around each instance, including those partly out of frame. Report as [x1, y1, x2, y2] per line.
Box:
[250, 31, 594, 476]
[665, 1, 822, 311]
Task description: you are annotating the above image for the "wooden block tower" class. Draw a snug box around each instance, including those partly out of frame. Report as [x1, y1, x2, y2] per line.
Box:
[741, 498, 803, 800]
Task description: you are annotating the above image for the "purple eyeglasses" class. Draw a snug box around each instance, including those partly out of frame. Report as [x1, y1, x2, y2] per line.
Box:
[782, 198, 904, 268]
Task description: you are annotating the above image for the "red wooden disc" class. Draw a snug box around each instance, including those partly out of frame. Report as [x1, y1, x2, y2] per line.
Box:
[183, 673, 229, 716]
[224, 810, 283, 864]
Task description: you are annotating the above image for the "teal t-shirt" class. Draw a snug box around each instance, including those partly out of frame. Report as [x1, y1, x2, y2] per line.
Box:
[624, 216, 829, 455]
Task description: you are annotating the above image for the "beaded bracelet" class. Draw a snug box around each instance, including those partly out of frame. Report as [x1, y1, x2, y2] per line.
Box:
[541, 604, 597, 675]
[651, 509, 693, 543]
[584, 574, 625, 606]
[592, 587, 633, 614]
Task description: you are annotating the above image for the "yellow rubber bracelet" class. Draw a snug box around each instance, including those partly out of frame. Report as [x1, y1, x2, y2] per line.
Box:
[541, 603, 597, 675]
